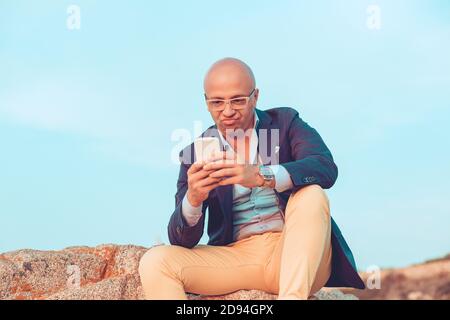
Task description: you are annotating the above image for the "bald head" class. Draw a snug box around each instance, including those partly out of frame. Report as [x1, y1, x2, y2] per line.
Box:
[202, 58, 259, 134]
[203, 58, 256, 95]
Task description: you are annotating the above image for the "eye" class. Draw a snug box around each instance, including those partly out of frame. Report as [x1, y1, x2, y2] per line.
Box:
[209, 100, 224, 107]
[231, 98, 247, 105]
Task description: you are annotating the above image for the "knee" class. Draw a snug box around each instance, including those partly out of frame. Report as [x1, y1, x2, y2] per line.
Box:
[287, 184, 330, 215]
[138, 245, 174, 280]
[290, 184, 329, 203]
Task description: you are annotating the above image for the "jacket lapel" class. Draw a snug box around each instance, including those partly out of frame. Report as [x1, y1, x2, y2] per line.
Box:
[255, 108, 277, 165]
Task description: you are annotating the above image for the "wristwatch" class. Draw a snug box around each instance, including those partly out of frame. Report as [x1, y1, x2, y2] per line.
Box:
[258, 165, 275, 188]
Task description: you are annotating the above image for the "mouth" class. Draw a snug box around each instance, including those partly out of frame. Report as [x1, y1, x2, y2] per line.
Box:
[222, 119, 237, 126]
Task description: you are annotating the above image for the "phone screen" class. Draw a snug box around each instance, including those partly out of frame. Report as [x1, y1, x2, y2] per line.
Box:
[194, 137, 221, 162]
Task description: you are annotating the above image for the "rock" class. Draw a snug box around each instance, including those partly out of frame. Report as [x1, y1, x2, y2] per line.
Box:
[47, 274, 144, 300]
[0, 244, 147, 300]
[342, 255, 450, 300]
[1, 244, 447, 300]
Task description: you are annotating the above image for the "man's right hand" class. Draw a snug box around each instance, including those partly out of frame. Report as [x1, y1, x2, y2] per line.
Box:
[186, 160, 221, 207]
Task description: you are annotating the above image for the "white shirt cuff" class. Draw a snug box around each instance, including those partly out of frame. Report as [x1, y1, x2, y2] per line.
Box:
[181, 193, 203, 227]
[268, 165, 294, 192]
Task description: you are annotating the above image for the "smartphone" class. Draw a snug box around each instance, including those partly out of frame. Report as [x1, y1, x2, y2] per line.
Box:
[194, 137, 221, 162]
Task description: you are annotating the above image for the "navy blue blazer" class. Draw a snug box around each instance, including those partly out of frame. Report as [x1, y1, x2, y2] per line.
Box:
[168, 107, 365, 289]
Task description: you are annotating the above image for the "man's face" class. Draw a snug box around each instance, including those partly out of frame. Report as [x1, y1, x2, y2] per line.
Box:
[203, 64, 259, 135]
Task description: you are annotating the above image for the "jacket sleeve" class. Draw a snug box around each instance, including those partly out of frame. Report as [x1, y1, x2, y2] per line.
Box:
[167, 149, 208, 248]
[281, 110, 338, 191]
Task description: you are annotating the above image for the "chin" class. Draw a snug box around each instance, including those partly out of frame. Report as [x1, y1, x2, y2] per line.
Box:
[220, 120, 237, 128]
[222, 123, 242, 131]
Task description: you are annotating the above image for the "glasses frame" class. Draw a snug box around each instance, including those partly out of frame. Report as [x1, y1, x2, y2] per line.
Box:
[204, 88, 256, 112]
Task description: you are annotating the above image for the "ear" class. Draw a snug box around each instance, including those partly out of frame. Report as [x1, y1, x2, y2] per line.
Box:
[253, 88, 260, 104]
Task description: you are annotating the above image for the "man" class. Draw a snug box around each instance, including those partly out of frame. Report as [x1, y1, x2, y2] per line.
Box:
[139, 58, 365, 299]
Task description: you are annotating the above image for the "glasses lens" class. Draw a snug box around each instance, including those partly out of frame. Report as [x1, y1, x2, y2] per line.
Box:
[232, 98, 247, 105]
[208, 100, 224, 110]
[231, 98, 248, 109]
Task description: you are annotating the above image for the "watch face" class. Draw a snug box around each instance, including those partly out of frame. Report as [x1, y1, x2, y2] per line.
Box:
[259, 166, 275, 180]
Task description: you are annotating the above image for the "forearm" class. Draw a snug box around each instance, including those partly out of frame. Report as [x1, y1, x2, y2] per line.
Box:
[181, 193, 203, 227]
[168, 156, 207, 248]
[168, 199, 206, 248]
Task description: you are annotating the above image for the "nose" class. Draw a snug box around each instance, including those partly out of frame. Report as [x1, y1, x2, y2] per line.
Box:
[222, 102, 236, 117]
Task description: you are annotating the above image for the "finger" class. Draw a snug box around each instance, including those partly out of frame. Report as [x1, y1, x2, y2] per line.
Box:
[209, 168, 237, 178]
[191, 168, 213, 181]
[197, 176, 221, 188]
[188, 162, 205, 174]
[218, 176, 240, 186]
[203, 160, 236, 171]
[206, 150, 235, 163]
[201, 182, 221, 193]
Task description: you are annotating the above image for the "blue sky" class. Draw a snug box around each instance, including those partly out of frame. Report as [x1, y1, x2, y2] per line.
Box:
[0, 0, 449, 271]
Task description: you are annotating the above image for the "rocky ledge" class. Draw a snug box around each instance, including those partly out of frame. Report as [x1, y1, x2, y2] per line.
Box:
[0, 244, 448, 300]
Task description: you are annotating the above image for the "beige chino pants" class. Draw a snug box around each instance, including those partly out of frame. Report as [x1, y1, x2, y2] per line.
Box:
[139, 184, 332, 300]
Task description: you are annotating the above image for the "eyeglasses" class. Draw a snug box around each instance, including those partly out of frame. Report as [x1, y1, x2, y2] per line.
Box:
[205, 88, 256, 112]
